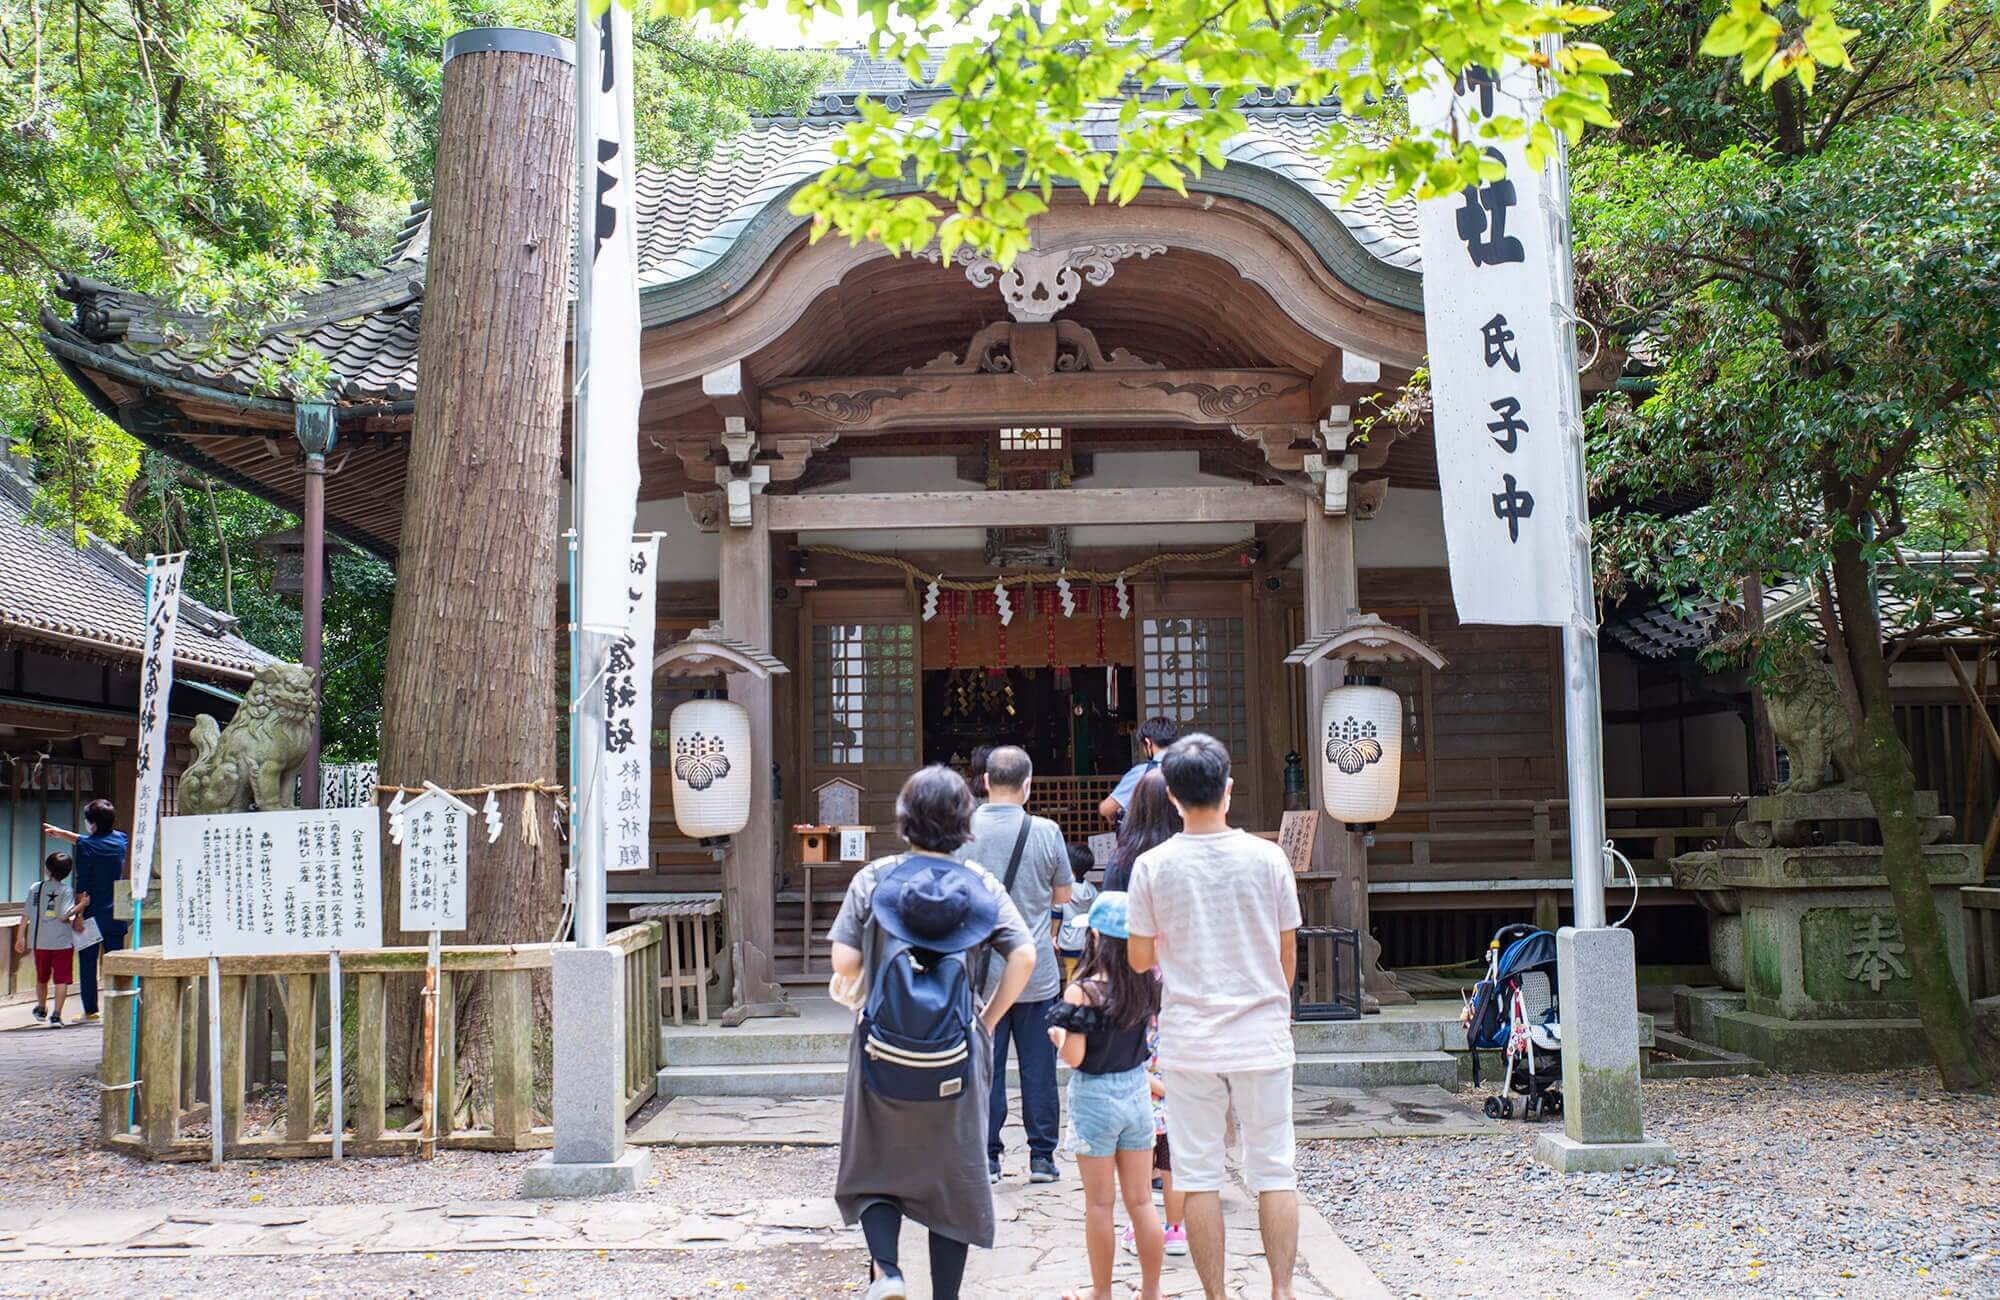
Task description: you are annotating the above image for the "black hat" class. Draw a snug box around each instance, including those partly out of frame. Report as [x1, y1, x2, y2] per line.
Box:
[874, 856, 998, 951]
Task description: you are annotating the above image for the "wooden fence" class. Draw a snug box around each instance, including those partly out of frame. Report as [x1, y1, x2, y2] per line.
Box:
[97, 921, 663, 1162]
[1964, 887, 2000, 1003]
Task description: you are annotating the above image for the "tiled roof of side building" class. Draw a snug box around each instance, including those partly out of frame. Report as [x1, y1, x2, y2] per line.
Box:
[0, 464, 280, 683]
[43, 49, 1421, 405]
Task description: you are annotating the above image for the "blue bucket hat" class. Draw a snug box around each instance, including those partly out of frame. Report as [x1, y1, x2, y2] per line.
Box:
[1086, 890, 1131, 940]
[874, 856, 999, 951]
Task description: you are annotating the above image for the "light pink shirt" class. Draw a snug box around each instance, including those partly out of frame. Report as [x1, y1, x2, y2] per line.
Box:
[1126, 829, 1301, 1073]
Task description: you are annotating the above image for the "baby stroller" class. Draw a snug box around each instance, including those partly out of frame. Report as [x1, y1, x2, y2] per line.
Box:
[1463, 924, 1563, 1121]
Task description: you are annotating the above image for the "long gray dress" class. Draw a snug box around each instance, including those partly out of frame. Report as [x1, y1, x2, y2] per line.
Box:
[830, 854, 1033, 1248]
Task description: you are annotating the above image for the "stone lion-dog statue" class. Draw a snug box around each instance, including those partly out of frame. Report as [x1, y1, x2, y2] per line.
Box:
[1763, 654, 1858, 794]
[177, 662, 318, 814]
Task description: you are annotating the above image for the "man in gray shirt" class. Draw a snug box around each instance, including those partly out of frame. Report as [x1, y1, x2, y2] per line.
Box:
[960, 745, 1073, 1184]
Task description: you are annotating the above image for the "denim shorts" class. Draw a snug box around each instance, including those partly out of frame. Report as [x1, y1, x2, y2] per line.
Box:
[1066, 1066, 1156, 1158]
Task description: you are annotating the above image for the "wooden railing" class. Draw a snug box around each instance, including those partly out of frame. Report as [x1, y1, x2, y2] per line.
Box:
[1964, 887, 2000, 1003]
[98, 921, 662, 1162]
[1367, 795, 1746, 895]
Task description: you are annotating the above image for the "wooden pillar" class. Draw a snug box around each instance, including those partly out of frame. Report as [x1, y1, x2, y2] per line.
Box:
[718, 494, 788, 1020]
[1302, 506, 1411, 1006]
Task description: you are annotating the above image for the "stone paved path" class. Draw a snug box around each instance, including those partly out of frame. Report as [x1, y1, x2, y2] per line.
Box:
[631, 1084, 1504, 1147]
[0, 1176, 1389, 1299]
[0, 1002, 102, 1093]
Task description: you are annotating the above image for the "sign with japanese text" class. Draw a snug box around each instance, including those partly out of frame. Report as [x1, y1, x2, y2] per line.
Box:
[158, 808, 382, 958]
[1408, 62, 1579, 628]
[604, 537, 660, 872]
[574, 0, 642, 635]
[398, 790, 469, 931]
[131, 553, 186, 899]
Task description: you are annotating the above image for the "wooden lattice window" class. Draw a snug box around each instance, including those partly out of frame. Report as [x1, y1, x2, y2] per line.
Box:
[998, 426, 1063, 453]
[811, 623, 918, 766]
[1139, 616, 1249, 757]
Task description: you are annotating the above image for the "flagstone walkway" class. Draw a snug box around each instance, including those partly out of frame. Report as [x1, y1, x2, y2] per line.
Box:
[0, 1174, 1390, 1299]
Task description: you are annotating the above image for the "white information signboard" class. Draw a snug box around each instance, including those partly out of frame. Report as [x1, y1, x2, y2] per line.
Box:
[399, 788, 469, 931]
[159, 807, 382, 958]
[1407, 61, 1578, 629]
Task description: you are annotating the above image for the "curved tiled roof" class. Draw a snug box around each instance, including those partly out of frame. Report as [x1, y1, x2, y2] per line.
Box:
[0, 465, 279, 682]
[45, 53, 1423, 406]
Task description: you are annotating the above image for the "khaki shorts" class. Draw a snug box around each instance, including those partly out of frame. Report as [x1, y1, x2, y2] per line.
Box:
[1161, 1065, 1296, 1194]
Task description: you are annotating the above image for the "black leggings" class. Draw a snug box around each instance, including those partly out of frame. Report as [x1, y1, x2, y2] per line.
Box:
[859, 1201, 969, 1298]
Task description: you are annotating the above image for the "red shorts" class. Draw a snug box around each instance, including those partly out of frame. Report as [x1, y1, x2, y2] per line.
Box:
[33, 948, 74, 985]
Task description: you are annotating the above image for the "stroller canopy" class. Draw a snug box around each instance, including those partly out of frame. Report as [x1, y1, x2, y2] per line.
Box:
[1494, 929, 1557, 983]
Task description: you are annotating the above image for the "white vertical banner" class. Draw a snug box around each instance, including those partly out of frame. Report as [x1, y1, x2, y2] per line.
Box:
[604, 536, 661, 872]
[1408, 62, 1578, 628]
[575, 0, 642, 635]
[131, 553, 186, 899]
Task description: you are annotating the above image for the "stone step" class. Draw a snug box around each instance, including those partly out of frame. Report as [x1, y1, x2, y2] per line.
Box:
[1293, 1050, 1459, 1089]
[662, 1014, 1456, 1068]
[659, 1049, 1462, 1099]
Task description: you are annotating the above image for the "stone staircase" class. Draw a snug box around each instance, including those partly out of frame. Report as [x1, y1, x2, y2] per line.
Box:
[655, 999, 1652, 1099]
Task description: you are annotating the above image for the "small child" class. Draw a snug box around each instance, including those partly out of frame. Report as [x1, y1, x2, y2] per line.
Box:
[15, 853, 81, 1026]
[1047, 893, 1163, 1300]
[1128, 1017, 1188, 1255]
[1052, 842, 1099, 984]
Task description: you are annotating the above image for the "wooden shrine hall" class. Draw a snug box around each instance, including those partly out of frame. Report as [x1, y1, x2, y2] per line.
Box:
[42, 52, 1751, 1009]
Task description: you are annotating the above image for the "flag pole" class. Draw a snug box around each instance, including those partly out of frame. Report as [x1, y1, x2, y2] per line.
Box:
[569, 0, 605, 952]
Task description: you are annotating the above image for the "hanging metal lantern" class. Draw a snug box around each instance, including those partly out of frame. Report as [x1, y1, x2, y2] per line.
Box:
[1320, 675, 1402, 828]
[668, 697, 752, 838]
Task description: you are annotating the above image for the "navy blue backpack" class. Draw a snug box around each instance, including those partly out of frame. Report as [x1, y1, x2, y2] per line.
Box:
[860, 865, 981, 1103]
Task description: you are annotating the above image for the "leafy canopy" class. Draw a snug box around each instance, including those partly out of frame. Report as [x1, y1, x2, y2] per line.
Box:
[1575, 0, 2000, 648]
[647, 0, 1893, 263]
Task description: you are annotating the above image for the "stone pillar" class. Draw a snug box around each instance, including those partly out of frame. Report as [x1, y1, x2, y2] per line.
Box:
[1534, 926, 1675, 1172]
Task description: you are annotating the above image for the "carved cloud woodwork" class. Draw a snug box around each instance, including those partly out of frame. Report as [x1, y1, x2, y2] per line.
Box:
[908, 320, 1163, 379]
[918, 241, 1168, 322]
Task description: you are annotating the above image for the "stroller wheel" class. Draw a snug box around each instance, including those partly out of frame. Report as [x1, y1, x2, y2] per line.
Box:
[1524, 1097, 1541, 1122]
[1483, 1096, 1505, 1120]
[1500, 1097, 1515, 1120]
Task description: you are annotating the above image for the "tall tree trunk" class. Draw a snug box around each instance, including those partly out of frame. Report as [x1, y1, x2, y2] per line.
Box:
[376, 35, 576, 1117]
[1827, 531, 1993, 1090]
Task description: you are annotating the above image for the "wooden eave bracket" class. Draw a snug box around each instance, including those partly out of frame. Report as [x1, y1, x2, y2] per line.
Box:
[1286, 614, 1448, 671]
[654, 622, 791, 680]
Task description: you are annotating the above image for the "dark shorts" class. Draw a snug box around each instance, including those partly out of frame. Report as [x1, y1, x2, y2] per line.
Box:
[34, 948, 73, 984]
[1154, 1131, 1171, 1173]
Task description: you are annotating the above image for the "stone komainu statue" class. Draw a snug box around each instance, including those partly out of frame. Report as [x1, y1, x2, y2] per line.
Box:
[1763, 655, 1858, 794]
[177, 663, 318, 814]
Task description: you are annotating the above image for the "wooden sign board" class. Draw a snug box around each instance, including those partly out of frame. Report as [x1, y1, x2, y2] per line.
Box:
[837, 826, 871, 862]
[1278, 810, 1320, 875]
[399, 790, 469, 931]
[1087, 832, 1117, 875]
[159, 807, 383, 958]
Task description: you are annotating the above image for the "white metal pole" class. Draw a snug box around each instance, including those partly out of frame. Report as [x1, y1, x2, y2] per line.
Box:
[1542, 40, 1607, 930]
[569, 0, 606, 951]
[328, 949, 344, 1160]
[207, 955, 224, 1168]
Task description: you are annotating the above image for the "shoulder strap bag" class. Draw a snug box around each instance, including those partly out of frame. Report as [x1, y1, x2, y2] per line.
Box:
[974, 814, 1034, 997]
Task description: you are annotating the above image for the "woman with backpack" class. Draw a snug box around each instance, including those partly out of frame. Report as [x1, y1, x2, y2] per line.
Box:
[829, 764, 1038, 1300]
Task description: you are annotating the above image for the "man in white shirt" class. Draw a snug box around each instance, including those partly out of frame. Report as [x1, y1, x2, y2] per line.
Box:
[1127, 733, 1301, 1300]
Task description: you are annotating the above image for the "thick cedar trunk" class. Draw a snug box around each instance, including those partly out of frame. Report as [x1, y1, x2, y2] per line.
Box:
[377, 41, 576, 1113]
[1827, 531, 1994, 1090]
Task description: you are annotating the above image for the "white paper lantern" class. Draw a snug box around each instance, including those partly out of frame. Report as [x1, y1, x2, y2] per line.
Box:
[668, 698, 752, 838]
[1320, 677, 1403, 827]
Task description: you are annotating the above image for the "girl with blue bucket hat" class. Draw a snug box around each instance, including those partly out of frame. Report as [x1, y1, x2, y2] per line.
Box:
[1045, 891, 1167, 1300]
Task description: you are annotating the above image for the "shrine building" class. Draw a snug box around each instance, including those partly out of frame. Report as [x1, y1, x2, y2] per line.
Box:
[46, 49, 1956, 1000]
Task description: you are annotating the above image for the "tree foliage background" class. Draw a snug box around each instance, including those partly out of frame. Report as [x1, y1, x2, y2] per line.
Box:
[2, 0, 829, 757]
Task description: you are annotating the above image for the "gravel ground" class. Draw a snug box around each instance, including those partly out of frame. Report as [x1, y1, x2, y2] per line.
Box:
[0, 1046, 838, 1210]
[1304, 1071, 2000, 1299]
[0, 1243, 868, 1298]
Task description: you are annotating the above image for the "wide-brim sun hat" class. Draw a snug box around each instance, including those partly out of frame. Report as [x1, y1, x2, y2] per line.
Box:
[1086, 890, 1131, 940]
[874, 855, 999, 951]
